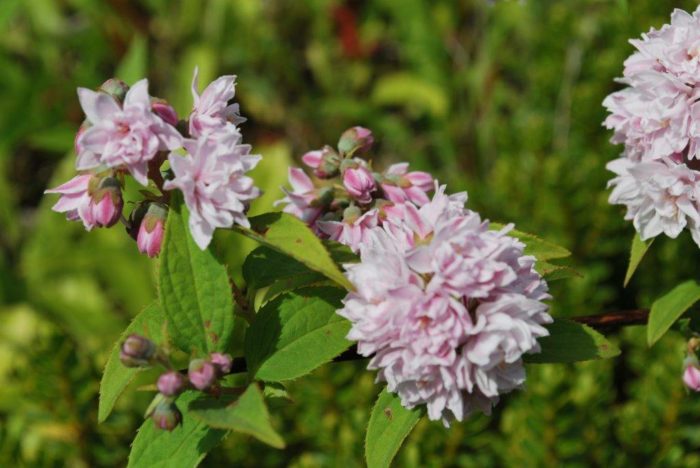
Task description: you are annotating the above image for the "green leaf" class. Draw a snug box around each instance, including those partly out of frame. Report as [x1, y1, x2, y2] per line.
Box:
[365, 388, 424, 468]
[235, 212, 354, 290]
[243, 246, 324, 290]
[189, 384, 285, 449]
[159, 196, 234, 355]
[647, 280, 700, 346]
[115, 34, 148, 85]
[536, 261, 581, 282]
[98, 302, 164, 423]
[490, 223, 571, 261]
[624, 233, 653, 287]
[127, 392, 227, 468]
[525, 319, 620, 363]
[244, 287, 351, 381]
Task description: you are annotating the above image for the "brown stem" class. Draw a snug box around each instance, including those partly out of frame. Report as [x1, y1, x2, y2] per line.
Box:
[202, 309, 650, 376]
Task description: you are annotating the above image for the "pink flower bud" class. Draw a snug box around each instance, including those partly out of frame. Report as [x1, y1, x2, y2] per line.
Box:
[157, 371, 186, 397]
[151, 99, 179, 126]
[302, 146, 340, 178]
[120, 334, 157, 368]
[188, 358, 217, 390]
[86, 176, 123, 228]
[210, 352, 233, 375]
[343, 165, 376, 204]
[338, 126, 374, 155]
[137, 204, 167, 258]
[152, 401, 182, 431]
[684, 358, 700, 391]
[98, 78, 129, 102]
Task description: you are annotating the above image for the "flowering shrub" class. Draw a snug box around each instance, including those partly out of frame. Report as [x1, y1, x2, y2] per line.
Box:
[37, 5, 700, 466]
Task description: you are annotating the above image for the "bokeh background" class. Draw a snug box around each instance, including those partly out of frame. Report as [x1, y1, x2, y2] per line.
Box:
[3, 0, 700, 466]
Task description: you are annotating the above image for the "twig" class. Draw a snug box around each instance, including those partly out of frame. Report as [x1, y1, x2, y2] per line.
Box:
[187, 309, 651, 376]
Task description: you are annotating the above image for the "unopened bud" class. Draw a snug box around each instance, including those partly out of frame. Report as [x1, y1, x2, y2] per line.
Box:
[210, 352, 233, 375]
[137, 203, 167, 258]
[338, 126, 374, 156]
[87, 175, 123, 228]
[684, 356, 700, 391]
[157, 371, 187, 397]
[99, 78, 129, 102]
[302, 146, 341, 178]
[151, 98, 179, 126]
[152, 401, 182, 431]
[120, 334, 157, 368]
[188, 358, 217, 390]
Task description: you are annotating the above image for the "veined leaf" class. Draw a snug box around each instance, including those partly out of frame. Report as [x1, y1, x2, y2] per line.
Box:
[648, 280, 700, 346]
[189, 384, 285, 449]
[159, 195, 234, 355]
[244, 287, 351, 381]
[98, 302, 164, 423]
[234, 212, 353, 290]
[624, 233, 653, 287]
[127, 392, 226, 468]
[490, 223, 571, 261]
[365, 388, 424, 468]
[525, 319, 620, 363]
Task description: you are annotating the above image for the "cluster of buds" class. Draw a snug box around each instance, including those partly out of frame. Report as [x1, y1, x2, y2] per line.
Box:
[45, 68, 261, 255]
[119, 334, 233, 431]
[275, 126, 433, 252]
[683, 338, 700, 392]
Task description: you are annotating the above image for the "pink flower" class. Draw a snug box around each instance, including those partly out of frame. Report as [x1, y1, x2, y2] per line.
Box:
[189, 67, 245, 138]
[607, 156, 700, 246]
[137, 204, 167, 258]
[342, 165, 376, 204]
[338, 185, 551, 425]
[163, 134, 261, 250]
[275, 168, 325, 226]
[318, 208, 379, 252]
[684, 358, 700, 391]
[76, 79, 182, 185]
[45, 174, 123, 230]
[380, 162, 435, 206]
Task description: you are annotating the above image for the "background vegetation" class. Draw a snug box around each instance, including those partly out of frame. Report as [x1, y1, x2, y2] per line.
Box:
[2, 0, 700, 466]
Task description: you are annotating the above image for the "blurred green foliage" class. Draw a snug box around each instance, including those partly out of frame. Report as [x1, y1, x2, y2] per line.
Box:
[2, 0, 700, 466]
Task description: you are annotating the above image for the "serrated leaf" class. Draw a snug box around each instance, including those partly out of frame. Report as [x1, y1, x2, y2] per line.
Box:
[243, 246, 324, 290]
[127, 392, 227, 468]
[234, 212, 353, 290]
[365, 388, 424, 468]
[244, 287, 351, 381]
[189, 384, 285, 449]
[536, 261, 581, 282]
[624, 233, 653, 287]
[98, 302, 164, 423]
[525, 319, 620, 363]
[159, 195, 234, 355]
[490, 223, 571, 261]
[647, 280, 700, 346]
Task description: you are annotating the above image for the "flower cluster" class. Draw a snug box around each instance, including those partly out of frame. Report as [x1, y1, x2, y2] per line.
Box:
[120, 334, 233, 431]
[604, 7, 700, 246]
[45, 69, 260, 254]
[275, 127, 433, 252]
[338, 185, 552, 425]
